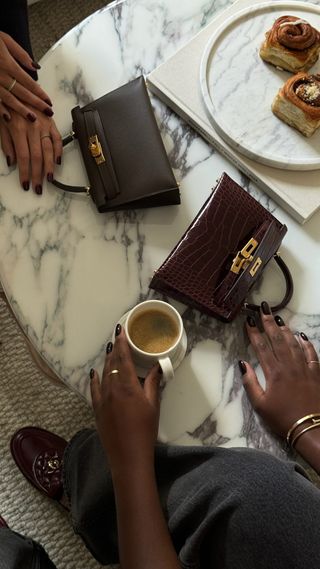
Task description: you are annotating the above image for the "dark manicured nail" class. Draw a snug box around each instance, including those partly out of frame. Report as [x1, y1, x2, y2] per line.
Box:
[32, 60, 41, 69]
[3, 114, 10, 122]
[106, 341, 113, 354]
[247, 316, 256, 327]
[115, 323, 121, 336]
[300, 332, 309, 342]
[22, 181, 29, 191]
[275, 315, 285, 327]
[44, 98, 52, 106]
[44, 108, 54, 117]
[157, 363, 163, 375]
[238, 360, 247, 375]
[27, 113, 36, 122]
[56, 156, 61, 165]
[261, 301, 271, 315]
[35, 184, 42, 195]
[6, 156, 11, 167]
[47, 172, 53, 182]
[89, 368, 95, 379]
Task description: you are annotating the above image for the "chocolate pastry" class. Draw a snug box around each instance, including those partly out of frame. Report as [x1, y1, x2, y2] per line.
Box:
[272, 72, 320, 136]
[260, 15, 320, 72]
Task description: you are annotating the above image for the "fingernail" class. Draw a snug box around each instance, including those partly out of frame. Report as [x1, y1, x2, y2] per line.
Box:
[44, 108, 54, 117]
[247, 316, 256, 327]
[300, 332, 309, 342]
[115, 323, 121, 336]
[157, 363, 163, 375]
[106, 341, 113, 354]
[56, 156, 61, 165]
[3, 114, 10, 122]
[47, 172, 53, 182]
[261, 301, 271, 315]
[238, 360, 247, 375]
[6, 156, 11, 167]
[32, 60, 41, 69]
[22, 181, 29, 191]
[44, 98, 52, 107]
[275, 315, 285, 327]
[35, 184, 42, 195]
[89, 368, 95, 379]
[27, 113, 36, 122]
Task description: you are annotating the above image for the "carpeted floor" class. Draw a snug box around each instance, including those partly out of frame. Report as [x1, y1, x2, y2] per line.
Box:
[0, 3, 114, 567]
[0, 296, 110, 568]
[29, 0, 109, 60]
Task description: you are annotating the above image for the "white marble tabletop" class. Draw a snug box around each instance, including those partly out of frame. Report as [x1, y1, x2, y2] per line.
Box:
[0, 0, 319, 457]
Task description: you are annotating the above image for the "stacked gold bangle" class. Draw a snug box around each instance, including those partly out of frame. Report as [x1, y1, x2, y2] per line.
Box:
[286, 413, 320, 448]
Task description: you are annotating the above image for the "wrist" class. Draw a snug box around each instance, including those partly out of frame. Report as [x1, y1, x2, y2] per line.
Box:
[294, 427, 320, 474]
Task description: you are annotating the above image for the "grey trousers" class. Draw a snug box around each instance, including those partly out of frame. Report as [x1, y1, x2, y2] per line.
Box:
[1, 428, 320, 568]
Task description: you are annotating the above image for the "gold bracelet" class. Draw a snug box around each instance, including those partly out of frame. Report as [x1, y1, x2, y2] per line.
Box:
[286, 413, 320, 447]
[291, 421, 320, 448]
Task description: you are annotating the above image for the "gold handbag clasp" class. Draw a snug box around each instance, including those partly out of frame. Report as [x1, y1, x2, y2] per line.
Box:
[88, 134, 105, 165]
[231, 238, 258, 274]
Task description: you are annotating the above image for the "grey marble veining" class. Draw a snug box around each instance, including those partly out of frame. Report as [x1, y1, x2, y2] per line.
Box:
[0, 0, 319, 457]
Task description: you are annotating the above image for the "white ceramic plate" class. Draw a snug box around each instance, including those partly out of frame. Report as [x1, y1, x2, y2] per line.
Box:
[200, 1, 320, 170]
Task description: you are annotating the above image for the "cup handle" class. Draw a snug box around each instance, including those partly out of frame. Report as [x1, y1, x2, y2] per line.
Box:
[158, 356, 174, 382]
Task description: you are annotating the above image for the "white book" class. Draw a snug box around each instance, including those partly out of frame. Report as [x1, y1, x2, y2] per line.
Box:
[147, 0, 320, 224]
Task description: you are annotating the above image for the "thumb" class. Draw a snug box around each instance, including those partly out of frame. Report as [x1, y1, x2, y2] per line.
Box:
[90, 368, 102, 410]
[240, 361, 265, 411]
[144, 364, 161, 407]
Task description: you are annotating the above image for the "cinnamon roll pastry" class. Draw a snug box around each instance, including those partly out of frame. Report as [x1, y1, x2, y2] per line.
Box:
[260, 15, 320, 72]
[272, 72, 320, 136]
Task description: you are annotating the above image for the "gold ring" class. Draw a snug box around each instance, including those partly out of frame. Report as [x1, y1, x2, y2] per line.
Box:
[40, 134, 51, 140]
[7, 78, 17, 93]
[108, 369, 120, 376]
[307, 361, 320, 365]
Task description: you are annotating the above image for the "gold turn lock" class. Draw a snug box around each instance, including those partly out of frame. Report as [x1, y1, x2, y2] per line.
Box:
[230, 238, 262, 276]
[88, 134, 105, 165]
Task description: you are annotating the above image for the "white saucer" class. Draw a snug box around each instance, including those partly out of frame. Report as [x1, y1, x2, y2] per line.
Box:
[111, 310, 188, 379]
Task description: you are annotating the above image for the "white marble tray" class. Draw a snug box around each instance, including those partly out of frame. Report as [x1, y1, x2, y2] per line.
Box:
[200, 1, 320, 170]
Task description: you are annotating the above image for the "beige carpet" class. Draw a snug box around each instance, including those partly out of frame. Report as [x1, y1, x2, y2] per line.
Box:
[0, 294, 117, 568]
[29, 0, 109, 60]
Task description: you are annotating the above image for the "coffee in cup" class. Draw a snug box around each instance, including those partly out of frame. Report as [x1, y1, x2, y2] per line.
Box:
[125, 300, 184, 381]
[128, 308, 180, 354]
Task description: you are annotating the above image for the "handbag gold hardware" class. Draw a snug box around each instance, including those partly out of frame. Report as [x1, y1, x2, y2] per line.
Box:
[231, 238, 258, 274]
[88, 135, 105, 165]
[249, 257, 262, 276]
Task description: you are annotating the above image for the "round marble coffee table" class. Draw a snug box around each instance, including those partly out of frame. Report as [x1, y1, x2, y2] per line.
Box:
[0, 0, 319, 456]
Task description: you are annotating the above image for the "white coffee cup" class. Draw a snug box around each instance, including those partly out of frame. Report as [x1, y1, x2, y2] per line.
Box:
[125, 300, 184, 381]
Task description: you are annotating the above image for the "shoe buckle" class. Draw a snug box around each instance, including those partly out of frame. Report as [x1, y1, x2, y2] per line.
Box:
[47, 458, 61, 473]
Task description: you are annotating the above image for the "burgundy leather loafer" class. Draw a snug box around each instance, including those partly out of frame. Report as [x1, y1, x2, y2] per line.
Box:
[10, 427, 67, 502]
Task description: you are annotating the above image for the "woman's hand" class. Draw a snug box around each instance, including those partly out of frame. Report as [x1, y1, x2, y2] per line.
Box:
[90, 324, 161, 474]
[91, 325, 181, 569]
[0, 32, 53, 121]
[0, 107, 62, 193]
[241, 303, 320, 437]
[241, 302, 320, 472]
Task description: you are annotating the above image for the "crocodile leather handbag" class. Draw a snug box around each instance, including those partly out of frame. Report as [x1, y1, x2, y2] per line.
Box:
[51, 76, 180, 212]
[149, 173, 293, 322]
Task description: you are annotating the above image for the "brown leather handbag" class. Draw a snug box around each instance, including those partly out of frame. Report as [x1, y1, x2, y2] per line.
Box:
[150, 173, 293, 322]
[51, 76, 180, 212]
